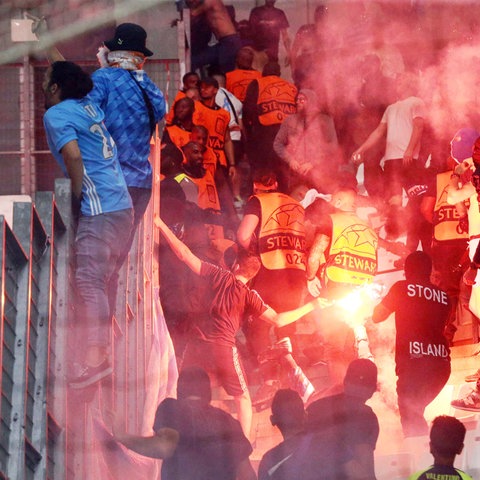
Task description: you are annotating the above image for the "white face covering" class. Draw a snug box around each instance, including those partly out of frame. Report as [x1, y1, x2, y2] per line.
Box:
[97, 47, 145, 70]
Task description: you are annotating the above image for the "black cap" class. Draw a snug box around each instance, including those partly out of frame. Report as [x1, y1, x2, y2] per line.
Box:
[104, 23, 153, 57]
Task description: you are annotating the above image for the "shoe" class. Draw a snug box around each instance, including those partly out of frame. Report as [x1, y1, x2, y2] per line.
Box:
[465, 370, 480, 382]
[257, 337, 292, 364]
[451, 388, 480, 412]
[69, 360, 113, 389]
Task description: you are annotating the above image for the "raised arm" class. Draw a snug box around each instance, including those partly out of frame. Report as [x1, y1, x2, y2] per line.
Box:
[260, 297, 329, 328]
[154, 215, 202, 275]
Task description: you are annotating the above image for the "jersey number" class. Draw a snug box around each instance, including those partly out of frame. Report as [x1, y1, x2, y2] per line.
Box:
[90, 124, 114, 159]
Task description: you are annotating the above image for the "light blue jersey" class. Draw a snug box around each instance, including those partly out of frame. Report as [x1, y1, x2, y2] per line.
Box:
[88, 68, 166, 189]
[43, 98, 132, 216]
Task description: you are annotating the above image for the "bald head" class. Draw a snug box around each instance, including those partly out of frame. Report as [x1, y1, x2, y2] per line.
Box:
[236, 46, 255, 69]
[331, 188, 357, 212]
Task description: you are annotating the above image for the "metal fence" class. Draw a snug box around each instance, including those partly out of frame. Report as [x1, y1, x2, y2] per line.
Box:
[0, 134, 177, 479]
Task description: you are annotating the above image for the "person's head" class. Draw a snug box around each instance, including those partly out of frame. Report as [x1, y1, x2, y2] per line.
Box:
[182, 71, 200, 90]
[182, 141, 206, 178]
[270, 389, 305, 435]
[296, 89, 319, 115]
[344, 359, 378, 400]
[104, 23, 153, 57]
[331, 187, 357, 212]
[396, 71, 418, 98]
[404, 250, 432, 282]
[253, 169, 278, 193]
[236, 46, 255, 70]
[176, 366, 212, 405]
[450, 128, 479, 163]
[43, 61, 93, 109]
[200, 77, 219, 101]
[160, 143, 184, 176]
[185, 87, 200, 101]
[173, 97, 195, 123]
[233, 249, 261, 280]
[190, 125, 209, 146]
[314, 4, 328, 24]
[262, 61, 281, 77]
[265, 0, 276, 6]
[429, 415, 466, 459]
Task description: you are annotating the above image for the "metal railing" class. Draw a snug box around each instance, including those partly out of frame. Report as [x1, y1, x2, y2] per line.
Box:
[0, 132, 177, 479]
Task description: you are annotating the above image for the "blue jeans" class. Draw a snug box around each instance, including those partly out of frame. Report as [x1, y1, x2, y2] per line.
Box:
[75, 208, 134, 348]
[106, 187, 152, 318]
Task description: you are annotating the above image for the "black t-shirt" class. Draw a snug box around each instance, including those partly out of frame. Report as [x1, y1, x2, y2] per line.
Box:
[249, 6, 289, 57]
[154, 397, 253, 480]
[279, 430, 348, 480]
[258, 433, 305, 480]
[196, 262, 269, 346]
[306, 393, 379, 466]
[379, 279, 450, 372]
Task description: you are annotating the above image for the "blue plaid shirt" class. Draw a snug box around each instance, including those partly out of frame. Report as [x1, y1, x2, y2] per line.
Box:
[89, 68, 166, 189]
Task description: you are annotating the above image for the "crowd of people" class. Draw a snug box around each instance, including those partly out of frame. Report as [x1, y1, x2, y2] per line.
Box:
[36, 0, 480, 477]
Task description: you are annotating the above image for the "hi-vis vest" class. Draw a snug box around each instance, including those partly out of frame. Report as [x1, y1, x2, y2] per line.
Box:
[433, 171, 469, 242]
[165, 125, 191, 150]
[178, 171, 224, 241]
[257, 76, 298, 126]
[194, 102, 230, 167]
[256, 192, 306, 271]
[325, 212, 378, 285]
[226, 69, 261, 102]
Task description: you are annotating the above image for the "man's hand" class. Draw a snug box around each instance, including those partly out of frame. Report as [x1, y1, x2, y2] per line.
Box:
[455, 160, 472, 176]
[228, 165, 237, 179]
[314, 296, 331, 309]
[307, 277, 322, 297]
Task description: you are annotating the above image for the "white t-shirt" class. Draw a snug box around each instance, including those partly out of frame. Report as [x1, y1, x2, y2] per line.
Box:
[215, 88, 243, 142]
[381, 96, 425, 161]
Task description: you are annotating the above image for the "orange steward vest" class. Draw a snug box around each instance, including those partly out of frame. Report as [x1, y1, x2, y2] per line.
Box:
[226, 69, 262, 102]
[325, 212, 378, 285]
[256, 192, 306, 271]
[194, 102, 230, 167]
[257, 76, 297, 126]
[433, 171, 469, 242]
